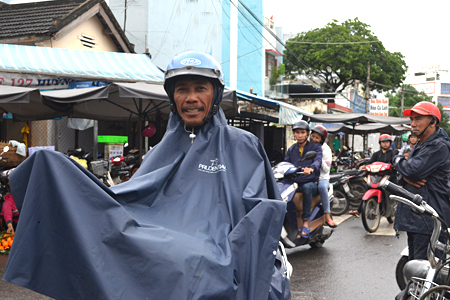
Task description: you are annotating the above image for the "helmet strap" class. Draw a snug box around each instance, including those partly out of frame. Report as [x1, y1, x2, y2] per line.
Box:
[417, 118, 434, 137]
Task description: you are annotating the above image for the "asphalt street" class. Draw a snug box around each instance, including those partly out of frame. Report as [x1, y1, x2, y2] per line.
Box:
[0, 214, 406, 300]
[287, 214, 406, 300]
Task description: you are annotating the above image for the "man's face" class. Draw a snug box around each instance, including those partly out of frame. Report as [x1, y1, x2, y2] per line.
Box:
[409, 135, 418, 145]
[173, 77, 214, 127]
[293, 129, 308, 144]
[410, 112, 434, 136]
[380, 140, 391, 150]
[310, 132, 323, 144]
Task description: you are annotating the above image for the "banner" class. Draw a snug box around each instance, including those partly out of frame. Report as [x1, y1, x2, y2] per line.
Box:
[369, 98, 389, 116]
[0, 73, 83, 89]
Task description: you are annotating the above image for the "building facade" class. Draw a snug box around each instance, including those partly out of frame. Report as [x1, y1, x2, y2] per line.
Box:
[108, 0, 280, 97]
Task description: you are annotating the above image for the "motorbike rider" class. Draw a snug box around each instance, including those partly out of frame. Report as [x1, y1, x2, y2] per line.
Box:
[392, 101, 450, 261]
[351, 134, 398, 216]
[3, 51, 291, 300]
[284, 120, 323, 238]
[398, 133, 418, 156]
[309, 125, 337, 228]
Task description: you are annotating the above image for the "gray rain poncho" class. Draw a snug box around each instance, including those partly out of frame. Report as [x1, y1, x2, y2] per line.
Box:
[3, 109, 290, 300]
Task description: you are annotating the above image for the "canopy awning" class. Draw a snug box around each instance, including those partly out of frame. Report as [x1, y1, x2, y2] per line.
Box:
[326, 123, 410, 135]
[0, 44, 165, 86]
[306, 112, 410, 125]
[0, 83, 239, 122]
[235, 90, 312, 125]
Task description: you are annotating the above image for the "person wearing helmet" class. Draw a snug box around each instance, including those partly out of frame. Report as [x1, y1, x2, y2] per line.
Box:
[284, 120, 323, 238]
[399, 133, 419, 156]
[393, 101, 450, 261]
[310, 125, 336, 228]
[2, 51, 291, 300]
[351, 133, 398, 216]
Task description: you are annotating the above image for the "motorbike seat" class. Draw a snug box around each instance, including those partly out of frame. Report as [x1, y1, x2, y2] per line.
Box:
[343, 169, 359, 176]
[329, 173, 344, 183]
[292, 192, 322, 230]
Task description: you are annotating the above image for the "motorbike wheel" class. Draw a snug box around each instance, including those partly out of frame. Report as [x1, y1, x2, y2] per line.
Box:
[361, 197, 381, 233]
[387, 216, 395, 224]
[419, 285, 450, 300]
[310, 241, 324, 248]
[331, 189, 349, 216]
[349, 182, 367, 207]
[395, 256, 409, 290]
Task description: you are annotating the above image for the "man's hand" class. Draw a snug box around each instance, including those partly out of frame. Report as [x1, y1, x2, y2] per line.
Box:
[359, 165, 366, 170]
[303, 167, 314, 175]
[404, 177, 426, 188]
[6, 223, 14, 234]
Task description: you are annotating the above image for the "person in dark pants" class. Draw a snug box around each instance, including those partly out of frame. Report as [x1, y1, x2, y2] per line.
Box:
[392, 101, 450, 261]
[350, 134, 398, 216]
[284, 120, 322, 238]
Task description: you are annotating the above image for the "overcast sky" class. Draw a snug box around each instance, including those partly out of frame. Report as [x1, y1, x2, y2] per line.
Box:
[264, 0, 450, 73]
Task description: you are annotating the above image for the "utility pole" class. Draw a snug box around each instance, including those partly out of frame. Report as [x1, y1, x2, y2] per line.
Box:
[365, 62, 370, 114]
[401, 85, 405, 113]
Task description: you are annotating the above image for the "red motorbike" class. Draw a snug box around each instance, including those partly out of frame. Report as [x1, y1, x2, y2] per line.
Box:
[360, 162, 397, 233]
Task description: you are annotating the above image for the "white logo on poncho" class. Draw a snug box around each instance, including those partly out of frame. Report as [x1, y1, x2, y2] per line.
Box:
[198, 158, 226, 173]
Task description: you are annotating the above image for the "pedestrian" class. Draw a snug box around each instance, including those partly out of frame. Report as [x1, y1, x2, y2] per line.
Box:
[3, 51, 290, 300]
[0, 194, 19, 233]
[399, 133, 418, 156]
[333, 135, 341, 155]
[393, 101, 450, 261]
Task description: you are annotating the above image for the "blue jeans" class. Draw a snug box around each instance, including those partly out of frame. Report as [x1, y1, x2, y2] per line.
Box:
[298, 181, 318, 221]
[318, 179, 330, 214]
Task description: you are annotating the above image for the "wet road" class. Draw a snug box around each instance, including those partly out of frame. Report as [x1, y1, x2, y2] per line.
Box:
[0, 214, 406, 300]
[287, 214, 406, 300]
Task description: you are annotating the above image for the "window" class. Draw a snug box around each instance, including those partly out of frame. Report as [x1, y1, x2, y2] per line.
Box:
[442, 83, 450, 94]
[438, 97, 450, 106]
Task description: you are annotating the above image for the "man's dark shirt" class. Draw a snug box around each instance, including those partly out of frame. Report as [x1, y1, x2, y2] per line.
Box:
[284, 141, 323, 184]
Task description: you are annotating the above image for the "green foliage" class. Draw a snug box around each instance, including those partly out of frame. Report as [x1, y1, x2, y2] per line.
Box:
[269, 63, 286, 86]
[387, 86, 450, 135]
[387, 85, 431, 117]
[284, 18, 407, 94]
[437, 103, 450, 135]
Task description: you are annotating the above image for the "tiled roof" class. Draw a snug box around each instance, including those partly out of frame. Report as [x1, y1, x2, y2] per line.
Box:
[0, 0, 85, 39]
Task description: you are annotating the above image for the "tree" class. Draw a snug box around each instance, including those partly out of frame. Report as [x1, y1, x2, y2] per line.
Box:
[284, 18, 407, 95]
[387, 85, 450, 135]
[387, 85, 431, 117]
[269, 63, 285, 86]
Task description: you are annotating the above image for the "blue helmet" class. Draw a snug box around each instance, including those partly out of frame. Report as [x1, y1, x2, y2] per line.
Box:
[164, 51, 225, 124]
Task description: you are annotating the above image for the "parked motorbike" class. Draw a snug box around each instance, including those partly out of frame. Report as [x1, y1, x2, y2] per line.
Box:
[381, 180, 450, 300]
[273, 151, 334, 249]
[360, 162, 397, 233]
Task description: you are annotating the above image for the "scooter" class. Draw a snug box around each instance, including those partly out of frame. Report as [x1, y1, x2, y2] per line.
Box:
[381, 180, 450, 300]
[273, 151, 334, 249]
[360, 161, 397, 233]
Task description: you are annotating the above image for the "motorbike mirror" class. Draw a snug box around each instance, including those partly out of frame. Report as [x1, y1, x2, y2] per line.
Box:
[3, 146, 9, 153]
[301, 151, 317, 161]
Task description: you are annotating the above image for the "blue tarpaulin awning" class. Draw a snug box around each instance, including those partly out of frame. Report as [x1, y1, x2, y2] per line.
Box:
[0, 44, 165, 85]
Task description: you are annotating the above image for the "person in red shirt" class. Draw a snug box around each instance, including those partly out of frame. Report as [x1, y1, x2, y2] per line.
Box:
[1, 194, 19, 233]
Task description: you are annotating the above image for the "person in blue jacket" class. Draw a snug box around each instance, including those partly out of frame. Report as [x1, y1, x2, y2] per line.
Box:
[284, 120, 323, 238]
[393, 101, 450, 261]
